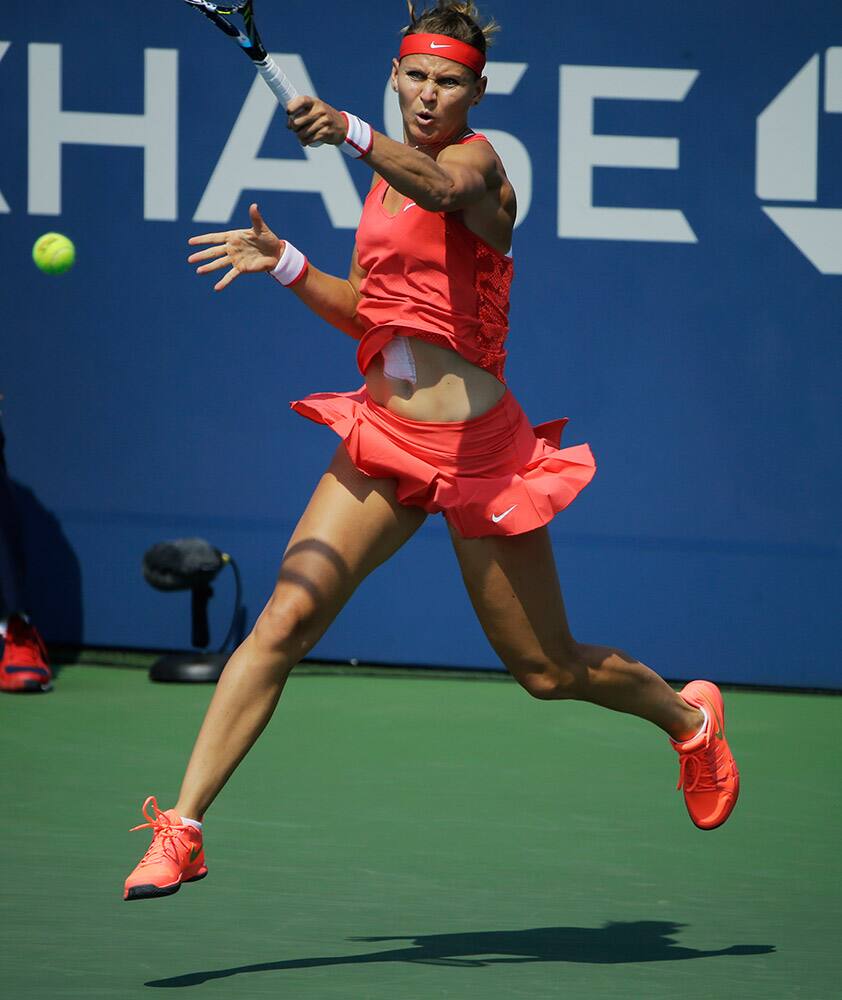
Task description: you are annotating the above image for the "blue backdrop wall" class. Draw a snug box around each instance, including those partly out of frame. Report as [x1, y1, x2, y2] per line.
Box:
[2, 3, 840, 688]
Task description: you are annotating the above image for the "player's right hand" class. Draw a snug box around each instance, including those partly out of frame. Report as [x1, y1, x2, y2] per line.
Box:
[287, 95, 346, 147]
[187, 203, 283, 292]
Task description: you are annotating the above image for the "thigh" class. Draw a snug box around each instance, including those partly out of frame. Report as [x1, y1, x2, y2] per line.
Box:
[266, 444, 427, 635]
[447, 523, 576, 671]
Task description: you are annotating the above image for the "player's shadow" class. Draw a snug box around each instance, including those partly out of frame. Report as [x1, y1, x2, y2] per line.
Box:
[145, 920, 775, 987]
[4, 478, 83, 676]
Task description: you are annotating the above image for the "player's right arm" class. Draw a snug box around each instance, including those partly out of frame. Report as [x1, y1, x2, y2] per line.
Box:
[187, 202, 366, 339]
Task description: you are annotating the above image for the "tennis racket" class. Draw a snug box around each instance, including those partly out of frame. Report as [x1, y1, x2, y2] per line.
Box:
[184, 0, 320, 142]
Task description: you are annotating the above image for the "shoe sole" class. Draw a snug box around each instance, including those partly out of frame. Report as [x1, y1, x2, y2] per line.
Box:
[124, 869, 207, 901]
[0, 680, 52, 693]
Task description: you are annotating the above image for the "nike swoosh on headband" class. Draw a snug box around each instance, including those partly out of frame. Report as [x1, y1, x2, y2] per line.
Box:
[429, 42, 452, 49]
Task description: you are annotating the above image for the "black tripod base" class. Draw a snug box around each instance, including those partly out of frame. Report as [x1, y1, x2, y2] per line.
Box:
[149, 652, 229, 683]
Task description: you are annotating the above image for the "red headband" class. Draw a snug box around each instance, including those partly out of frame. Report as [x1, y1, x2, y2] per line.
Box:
[399, 33, 486, 76]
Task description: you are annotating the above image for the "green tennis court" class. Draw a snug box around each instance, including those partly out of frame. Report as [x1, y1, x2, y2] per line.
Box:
[2, 656, 839, 999]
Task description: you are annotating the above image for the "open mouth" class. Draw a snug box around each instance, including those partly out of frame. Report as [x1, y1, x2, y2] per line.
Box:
[415, 112, 435, 126]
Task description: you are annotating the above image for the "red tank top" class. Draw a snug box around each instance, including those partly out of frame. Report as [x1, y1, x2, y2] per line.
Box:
[354, 133, 513, 382]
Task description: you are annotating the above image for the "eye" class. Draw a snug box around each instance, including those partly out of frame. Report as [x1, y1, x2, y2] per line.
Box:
[407, 71, 425, 81]
[440, 78, 460, 88]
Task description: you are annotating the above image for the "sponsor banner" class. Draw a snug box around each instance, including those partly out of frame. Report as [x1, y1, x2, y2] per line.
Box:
[1, 3, 839, 686]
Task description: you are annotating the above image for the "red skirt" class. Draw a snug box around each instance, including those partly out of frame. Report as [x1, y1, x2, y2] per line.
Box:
[290, 387, 596, 538]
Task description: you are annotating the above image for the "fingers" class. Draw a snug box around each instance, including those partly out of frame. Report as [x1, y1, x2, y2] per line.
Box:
[295, 126, 323, 147]
[286, 95, 313, 117]
[188, 244, 228, 264]
[213, 266, 239, 292]
[286, 100, 344, 147]
[196, 256, 231, 275]
[290, 119, 326, 146]
[249, 202, 265, 231]
[187, 241, 233, 275]
[287, 100, 325, 145]
[188, 231, 229, 246]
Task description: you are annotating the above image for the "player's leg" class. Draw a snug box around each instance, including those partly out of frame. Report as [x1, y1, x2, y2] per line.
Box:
[447, 523, 739, 828]
[174, 444, 428, 822]
[125, 446, 427, 899]
[447, 523, 700, 735]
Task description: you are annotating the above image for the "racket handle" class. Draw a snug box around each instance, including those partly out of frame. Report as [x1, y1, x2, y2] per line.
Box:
[255, 56, 297, 106]
[255, 57, 323, 148]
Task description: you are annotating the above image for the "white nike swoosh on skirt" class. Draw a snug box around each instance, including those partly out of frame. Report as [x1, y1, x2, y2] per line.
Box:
[491, 504, 518, 523]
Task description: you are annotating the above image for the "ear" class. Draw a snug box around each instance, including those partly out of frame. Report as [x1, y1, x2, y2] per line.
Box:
[471, 75, 488, 107]
[390, 57, 400, 93]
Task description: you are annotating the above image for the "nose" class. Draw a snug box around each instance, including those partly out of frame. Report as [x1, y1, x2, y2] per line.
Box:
[420, 80, 437, 104]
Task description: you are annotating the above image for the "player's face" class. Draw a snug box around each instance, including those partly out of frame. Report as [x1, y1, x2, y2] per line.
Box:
[391, 55, 486, 146]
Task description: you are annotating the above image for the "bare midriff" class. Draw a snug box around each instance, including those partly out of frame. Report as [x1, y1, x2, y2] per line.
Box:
[364, 335, 506, 423]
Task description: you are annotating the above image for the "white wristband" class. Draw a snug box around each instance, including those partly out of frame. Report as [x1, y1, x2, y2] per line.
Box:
[340, 112, 373, 158]
[269, 241, 308, 287]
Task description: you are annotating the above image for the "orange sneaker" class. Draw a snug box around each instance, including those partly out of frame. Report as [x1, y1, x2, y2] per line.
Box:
[671, 680, 740, 830]
[123, 797, 207, 900]
[0, 615, 52, 693]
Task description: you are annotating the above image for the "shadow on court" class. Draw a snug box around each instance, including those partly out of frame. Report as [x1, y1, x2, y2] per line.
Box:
[145, 920, 775, 987]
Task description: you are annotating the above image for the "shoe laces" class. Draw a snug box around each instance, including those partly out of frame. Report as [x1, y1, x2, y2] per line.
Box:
[130, 796, 190, 867]
[676, 738, 728, 794]
[4, 617, 49, 668]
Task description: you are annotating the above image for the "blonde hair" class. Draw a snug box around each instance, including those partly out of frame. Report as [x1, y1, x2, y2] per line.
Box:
[403, 2, 499, 55]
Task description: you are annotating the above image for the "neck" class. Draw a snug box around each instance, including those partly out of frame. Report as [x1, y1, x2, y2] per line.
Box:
[404, 124, 472, 156]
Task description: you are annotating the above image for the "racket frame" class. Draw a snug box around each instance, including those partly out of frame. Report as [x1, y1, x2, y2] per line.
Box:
[184, 0, 309, 115]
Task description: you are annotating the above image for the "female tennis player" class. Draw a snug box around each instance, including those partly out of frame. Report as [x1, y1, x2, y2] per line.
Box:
[124, 1, 738, 901]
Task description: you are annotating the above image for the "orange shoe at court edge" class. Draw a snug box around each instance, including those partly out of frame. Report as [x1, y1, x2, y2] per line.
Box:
[0, 615, 52, 692]
[671, 680, 740, 830]
[123, 796, 207, 901]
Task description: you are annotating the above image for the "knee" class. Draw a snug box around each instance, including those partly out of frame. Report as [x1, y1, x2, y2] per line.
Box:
[252, 590, 322, 661]
[508, 647, 588, 701]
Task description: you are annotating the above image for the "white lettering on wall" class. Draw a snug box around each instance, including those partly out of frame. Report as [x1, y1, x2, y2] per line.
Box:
[756, 55, 818, 201]
[16, 43, 708, 248]
[27, 44, 178, 219]
[383, 61, 532, 228]
[758, 49, 842, 274]
[558, 65, 699, 243]
[195, 54, 362, 227]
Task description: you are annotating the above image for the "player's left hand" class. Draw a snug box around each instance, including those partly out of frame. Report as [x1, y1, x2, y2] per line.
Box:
[286, 96, 347, 147]
[187, 203, 282, 292]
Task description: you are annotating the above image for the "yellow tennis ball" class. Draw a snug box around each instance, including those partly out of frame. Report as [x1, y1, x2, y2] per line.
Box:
[33, 232, 76, 275]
